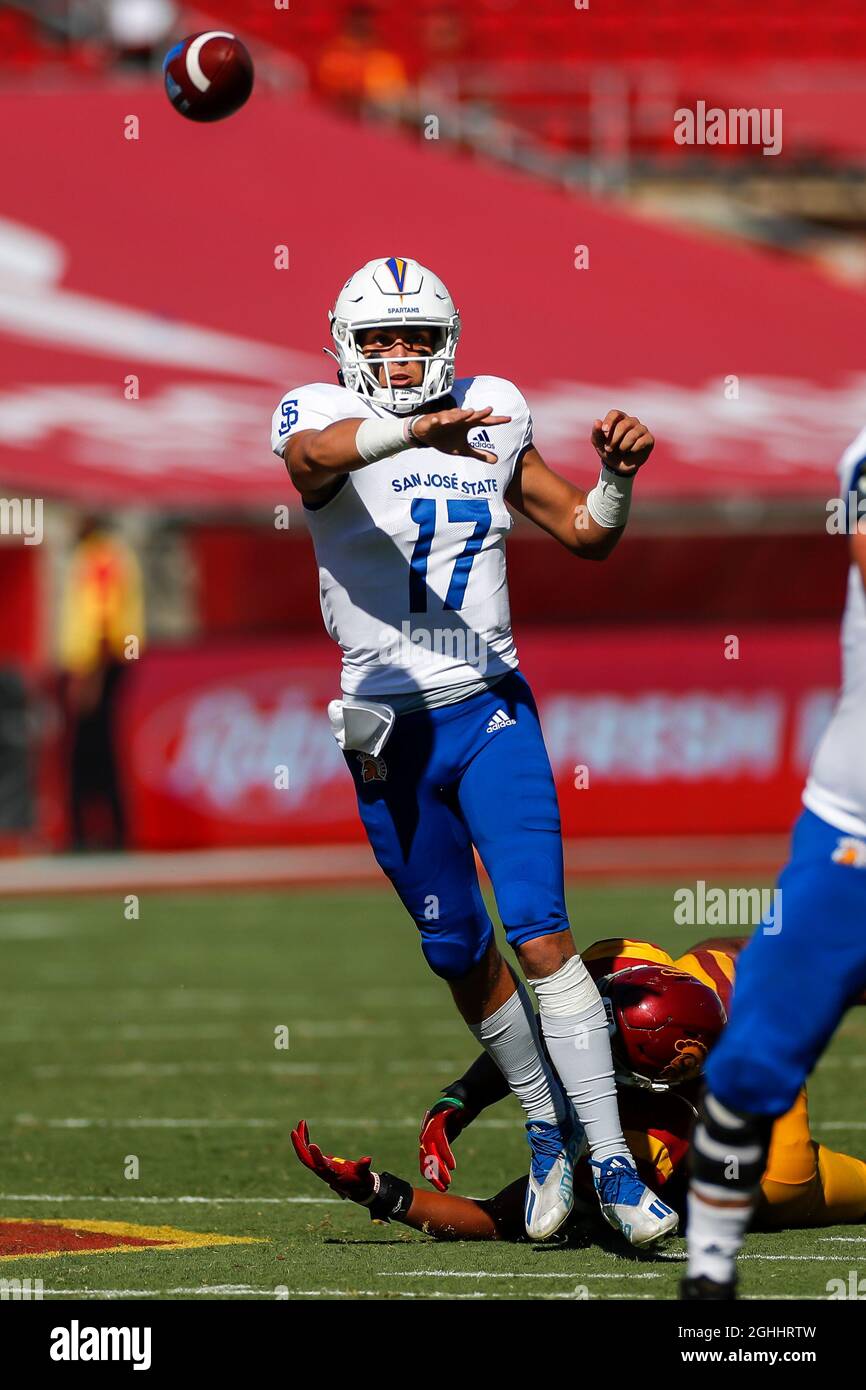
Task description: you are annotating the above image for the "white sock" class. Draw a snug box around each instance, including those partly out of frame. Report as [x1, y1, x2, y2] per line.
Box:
[532, 956, 628, 1164]
[469, 982, 564, 1126]
[687, 1182, 755, 1283]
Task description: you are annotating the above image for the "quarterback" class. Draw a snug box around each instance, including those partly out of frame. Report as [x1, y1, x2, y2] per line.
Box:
[291, 937, 866, 1242]
[683, 430, 866, 1299]
[272, 256, 673, 1246]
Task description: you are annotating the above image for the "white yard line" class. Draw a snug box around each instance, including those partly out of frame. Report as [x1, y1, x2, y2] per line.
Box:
[30, 1063, 358, 1079]
[12, 1115, 516, 1130]
[17, 1113, 861, 1133]
[0, 917, 78, 940]
[14, 1116, 280, 1129]
[27, 1287, 831, 1301]
[23, 1290, 274, 1299]
[27, 1286, 350, 1299]
[741, 1254, 862, 1261]
[378, 1269, 663, 1280]
[654, 1250, 860, 1263]
[0, 1027, 237, 1043]
[30, 1060, 460, 1079]
[0, 1021, 415, 1042]
[33, 1287, 590, 1300]
[0, 1193, 339, 1204]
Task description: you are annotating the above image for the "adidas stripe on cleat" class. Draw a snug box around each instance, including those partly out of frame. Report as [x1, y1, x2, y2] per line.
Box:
[524, 1120, 576, 1242]
[591, 1153, 679, 1247]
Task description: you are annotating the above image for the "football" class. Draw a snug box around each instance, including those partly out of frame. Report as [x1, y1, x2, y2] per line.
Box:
[163, 31, 254, 123]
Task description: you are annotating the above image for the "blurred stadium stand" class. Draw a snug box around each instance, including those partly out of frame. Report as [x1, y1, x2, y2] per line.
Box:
[9, 0, 865, 276]
[180, 1, 866, 175]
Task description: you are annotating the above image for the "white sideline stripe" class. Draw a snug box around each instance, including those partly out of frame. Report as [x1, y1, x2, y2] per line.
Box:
[37, 1284, 258, 1295]
[742, 1254, 864, 1261]
[14, 1116, 278, 1130]
[0, 917, 74, 940]
[34, 1288, 589, 1300]
[12, 1115, 516, 1130]
[31, 1286, 341, 1299]
[655, 1250, 861, 1264]
[22, 1113, 864, 1132]
[13, 988, 442, 1009]
[29, 1287, 832, 1301]
[29, 1060, 460, 1079]
[0, 1021, 426, 1042]
[380, 1269, 662, 1280]
[23, 1287, 840, 1302]
[14, 990, 450, 1006]
[0, 1027, 236, 1043]
[0, 1192, 339, 1204]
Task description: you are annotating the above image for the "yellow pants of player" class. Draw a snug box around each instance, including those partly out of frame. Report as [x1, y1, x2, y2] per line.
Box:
[756, 1089, 866, 1228]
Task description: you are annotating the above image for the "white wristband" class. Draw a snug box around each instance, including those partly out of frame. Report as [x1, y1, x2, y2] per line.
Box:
[585, 464, 634, 529]
[355, 415, 417, 463]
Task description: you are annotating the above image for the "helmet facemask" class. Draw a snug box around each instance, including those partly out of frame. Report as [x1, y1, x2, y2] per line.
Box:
[328, 315, 460, 415]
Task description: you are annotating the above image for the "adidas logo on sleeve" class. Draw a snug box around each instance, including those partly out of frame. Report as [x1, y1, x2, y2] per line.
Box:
[469, 428, 498, 460]
[485, 708, 517, 734]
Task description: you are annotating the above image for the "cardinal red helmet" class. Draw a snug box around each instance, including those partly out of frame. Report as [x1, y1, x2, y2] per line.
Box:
[599, 964, 726, 1090]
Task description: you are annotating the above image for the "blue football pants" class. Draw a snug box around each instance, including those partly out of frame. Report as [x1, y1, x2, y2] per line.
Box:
[707, 808, 866, 1116]
[343, 671, 570, 980]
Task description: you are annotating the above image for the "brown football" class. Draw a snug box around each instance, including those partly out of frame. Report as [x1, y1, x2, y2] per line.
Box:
[163, 32, 254, 123]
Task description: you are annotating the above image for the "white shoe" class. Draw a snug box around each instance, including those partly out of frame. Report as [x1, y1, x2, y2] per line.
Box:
[524, 1120, 575, 1241]
[591, 1153, 679, 1247]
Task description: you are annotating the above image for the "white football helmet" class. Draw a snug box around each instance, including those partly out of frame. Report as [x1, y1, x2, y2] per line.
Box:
[327, 257, 460, 415]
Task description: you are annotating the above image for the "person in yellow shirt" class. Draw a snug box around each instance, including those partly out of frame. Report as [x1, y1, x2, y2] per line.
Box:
[58, 516, 144, 848]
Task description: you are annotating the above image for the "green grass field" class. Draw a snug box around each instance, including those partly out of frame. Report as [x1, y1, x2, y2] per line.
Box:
[2, 883, 864, 1301]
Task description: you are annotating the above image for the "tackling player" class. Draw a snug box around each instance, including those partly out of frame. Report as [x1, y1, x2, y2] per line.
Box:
[272, 256, 674, 1246]
[291, 938, 866, 1242]
[682, 431, 866, 1299]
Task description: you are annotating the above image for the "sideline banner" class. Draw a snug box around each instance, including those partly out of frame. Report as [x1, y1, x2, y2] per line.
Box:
[116, 628, 839, 848]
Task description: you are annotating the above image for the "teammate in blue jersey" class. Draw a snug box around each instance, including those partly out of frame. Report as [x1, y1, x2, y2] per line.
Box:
[682, 429, 866, 1299]
[272, 256, 676, 1246]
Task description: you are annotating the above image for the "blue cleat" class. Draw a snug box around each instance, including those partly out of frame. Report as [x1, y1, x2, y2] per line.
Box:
[591, 1153, 679, 1246]
[524, 1120, 577, 1241]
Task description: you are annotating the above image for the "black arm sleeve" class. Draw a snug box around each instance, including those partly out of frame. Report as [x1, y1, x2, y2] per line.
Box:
[441, 1049, 512, 1124]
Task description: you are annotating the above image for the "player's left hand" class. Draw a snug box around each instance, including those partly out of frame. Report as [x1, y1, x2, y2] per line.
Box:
[419, 1099, 465, 1191]
[591, 410, 654, 476]
[291, 1119, 376, 1203]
